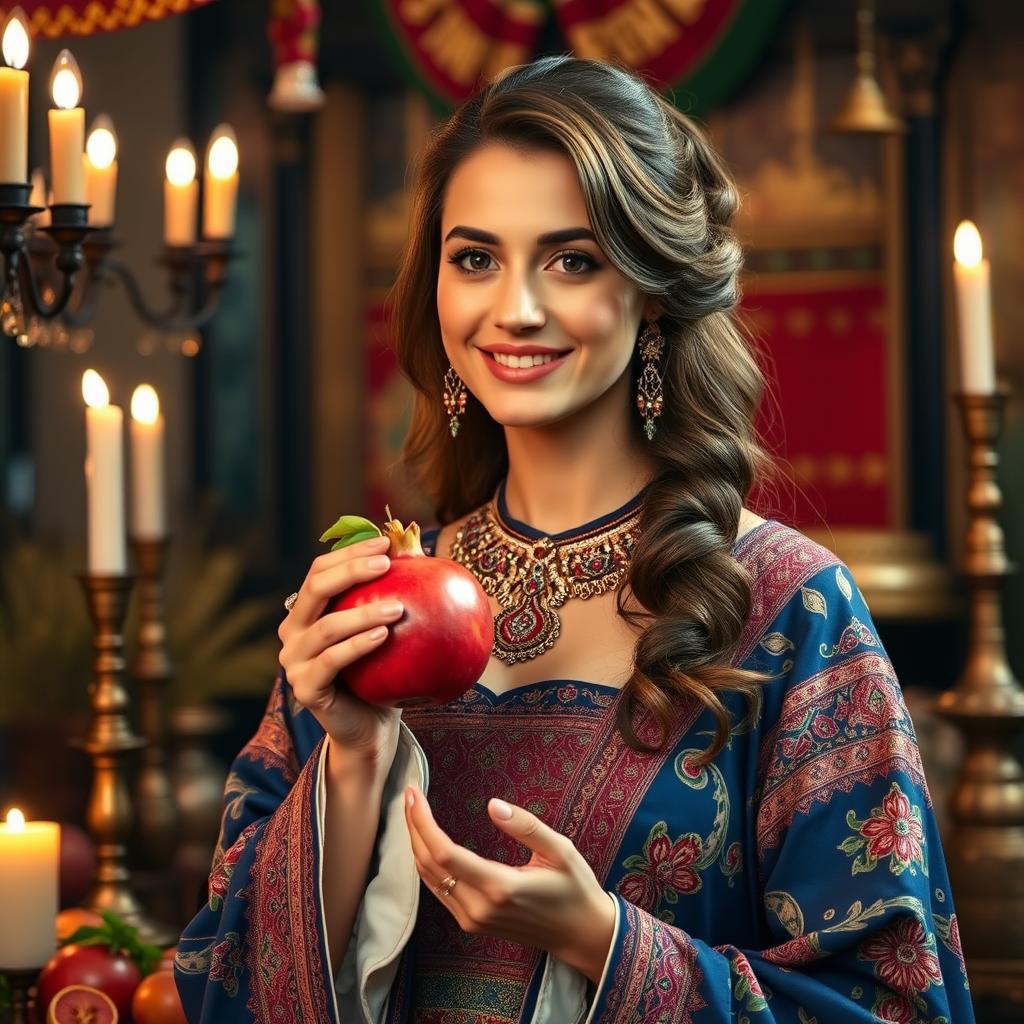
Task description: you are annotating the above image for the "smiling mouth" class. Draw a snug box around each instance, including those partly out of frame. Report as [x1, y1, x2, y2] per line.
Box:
[482, 350, 572, 369]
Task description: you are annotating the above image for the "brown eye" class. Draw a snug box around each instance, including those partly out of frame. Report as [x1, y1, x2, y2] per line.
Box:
[449, 248, 495, 273]
[552, 251, 599, 275]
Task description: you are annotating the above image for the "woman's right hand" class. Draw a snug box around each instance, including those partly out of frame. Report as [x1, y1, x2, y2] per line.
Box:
[278, 534, 405, 776]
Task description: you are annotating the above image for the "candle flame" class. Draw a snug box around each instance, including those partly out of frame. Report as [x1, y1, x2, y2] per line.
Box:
[2, 8, 29, 70]
[207, 124, 239, 180]
[131, 384, 160, 424]
[954, 220, 983, 268]
[50, 49, 82, 109]
[166, 141, 197, 187]
[87, 115, 117, 169]
[82, 368, 110, 408]
[5, 808, 25, 832]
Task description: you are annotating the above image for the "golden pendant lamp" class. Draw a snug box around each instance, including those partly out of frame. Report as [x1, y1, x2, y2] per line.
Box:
[832, 0, 905, 134]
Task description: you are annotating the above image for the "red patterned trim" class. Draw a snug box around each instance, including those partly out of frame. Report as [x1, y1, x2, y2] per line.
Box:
[756, 653, 927, 853]
[237, 675, 300, 782]
[731, 523, 839, 667]
[208, 820, 260, 910]
[567, 693, 704, 882]
[596, 897, 706, 1023]
[243, 737, 331, 1021]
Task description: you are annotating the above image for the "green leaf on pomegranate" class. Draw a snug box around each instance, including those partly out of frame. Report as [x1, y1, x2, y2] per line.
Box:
[319, 515, 382, 550]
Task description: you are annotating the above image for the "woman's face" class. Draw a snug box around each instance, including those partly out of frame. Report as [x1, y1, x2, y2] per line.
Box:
[437, 142, 651, 431]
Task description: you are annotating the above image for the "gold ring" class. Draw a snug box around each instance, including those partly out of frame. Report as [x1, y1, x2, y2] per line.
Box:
[284, 591, 299, 612]
[434, 874, 457, 898]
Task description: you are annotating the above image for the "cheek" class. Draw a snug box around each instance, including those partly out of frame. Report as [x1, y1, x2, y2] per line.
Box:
[437, 273, 485, 342]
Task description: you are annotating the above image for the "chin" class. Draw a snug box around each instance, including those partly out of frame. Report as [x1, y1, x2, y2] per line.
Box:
[477, 396, 578, 429]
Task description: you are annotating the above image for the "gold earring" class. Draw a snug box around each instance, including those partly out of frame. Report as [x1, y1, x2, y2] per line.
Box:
[442, 364, 467, 437]
[636, 320, 665, 441]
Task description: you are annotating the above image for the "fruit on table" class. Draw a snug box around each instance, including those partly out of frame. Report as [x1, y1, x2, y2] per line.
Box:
[321, 510, 493, 707]
[131, 969, 187, 1024]
[38, 945, 141, 1021]
[46, 983, 118, 1023]
[56, 908, 103, 945]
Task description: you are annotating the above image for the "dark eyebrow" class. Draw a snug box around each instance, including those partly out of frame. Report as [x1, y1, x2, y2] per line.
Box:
[443, 225, 597, 246]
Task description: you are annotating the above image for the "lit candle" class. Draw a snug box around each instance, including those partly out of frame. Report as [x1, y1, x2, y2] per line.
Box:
[953, 220, 996, 394]
[84, 114, 117, 226]
[0, 8, 29, 184]
[202, 123, 238, 239]
[0, 809, 60, 969]
[82, 369, 126, 574]
[48, 49, 85, 204]
[164, 140, 197, 246]
[130, 384, 165, 538]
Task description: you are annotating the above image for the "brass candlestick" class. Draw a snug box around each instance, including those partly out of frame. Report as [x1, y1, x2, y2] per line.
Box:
[936, 389, 1024, 1005]
[77, 573, 177, 948]
[128, 537, 179, 870]
[0, 967, 39, 1024]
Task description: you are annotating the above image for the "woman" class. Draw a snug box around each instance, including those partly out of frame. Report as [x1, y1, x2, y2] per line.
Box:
[174, 56, 974, 1023]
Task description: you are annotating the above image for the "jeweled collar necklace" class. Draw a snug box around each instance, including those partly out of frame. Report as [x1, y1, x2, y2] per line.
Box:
[449, 479, 648, 665]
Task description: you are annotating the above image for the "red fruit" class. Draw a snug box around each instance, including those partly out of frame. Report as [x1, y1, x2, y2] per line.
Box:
[326, 515, 493, 707]
[132, 969, 187, 1024]
[46, 984, 118, 1024]
[38, 945, 140, 1021]
[59, 824, 97, 909]
[55, 908, 103, 944]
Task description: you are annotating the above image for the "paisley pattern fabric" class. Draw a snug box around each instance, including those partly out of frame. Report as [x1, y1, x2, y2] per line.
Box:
[174, 519, 975, 1024]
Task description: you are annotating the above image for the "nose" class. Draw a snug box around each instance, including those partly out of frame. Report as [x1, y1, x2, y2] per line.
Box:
[492, 267, 545, 333]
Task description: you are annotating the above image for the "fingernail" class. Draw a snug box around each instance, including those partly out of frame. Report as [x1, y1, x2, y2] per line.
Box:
[490, 798, 513, 820]
[367, 555, 390, 570]
[380, 600, 404, 616]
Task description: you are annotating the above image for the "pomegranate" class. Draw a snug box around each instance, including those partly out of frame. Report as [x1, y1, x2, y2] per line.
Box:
[321, 510, 493, 706]
[37, 946, 138, 1020]
[46, 984, 118, 1024]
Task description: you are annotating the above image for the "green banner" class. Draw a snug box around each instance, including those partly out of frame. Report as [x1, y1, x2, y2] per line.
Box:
[369, 0, 787, 114]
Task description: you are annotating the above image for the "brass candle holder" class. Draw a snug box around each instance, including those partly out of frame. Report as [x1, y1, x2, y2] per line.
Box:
[77, 573, 177, 948]
[128, 537, 179, 870]
[936, 389, 1024, 1005]
[0, 967, 40, 1024]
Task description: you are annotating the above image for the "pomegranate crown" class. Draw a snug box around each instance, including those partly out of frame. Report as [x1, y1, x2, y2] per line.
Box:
[319, 505, 423, 557]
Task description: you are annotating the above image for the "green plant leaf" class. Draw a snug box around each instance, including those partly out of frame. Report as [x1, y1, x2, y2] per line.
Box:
[319, 515, 382, 549]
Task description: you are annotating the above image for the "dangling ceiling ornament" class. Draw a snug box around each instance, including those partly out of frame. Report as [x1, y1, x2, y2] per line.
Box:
[369, 0, 787, 114]
[268, 0, 325, 112]
[0, 0, 217, 37]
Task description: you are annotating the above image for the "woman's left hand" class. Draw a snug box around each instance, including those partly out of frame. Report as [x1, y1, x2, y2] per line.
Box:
[403, 783, 616, 984]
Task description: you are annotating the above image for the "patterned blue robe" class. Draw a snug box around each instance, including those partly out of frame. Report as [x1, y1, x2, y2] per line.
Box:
[174, 519, 975, 1023]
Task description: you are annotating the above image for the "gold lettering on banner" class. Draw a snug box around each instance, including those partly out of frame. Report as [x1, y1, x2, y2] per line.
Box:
[421, 6, 489, 87]
[660, 0, 709, 24]
[400, 0, 450, 26]
[482, 41, 532, 82]
[567, 0, 702, 65]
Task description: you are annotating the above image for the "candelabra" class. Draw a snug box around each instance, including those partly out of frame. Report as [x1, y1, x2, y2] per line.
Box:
[0, 181, 235, 349]
[936, 389, 1024, 1007]
[76, 572, 178, 948]
[128, 537, 179, 871]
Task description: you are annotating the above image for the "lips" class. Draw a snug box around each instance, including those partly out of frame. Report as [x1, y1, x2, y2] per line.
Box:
[478, 347, 572, 384]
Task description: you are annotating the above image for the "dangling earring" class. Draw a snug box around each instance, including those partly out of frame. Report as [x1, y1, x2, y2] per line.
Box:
[442, 364, 467, 437]
[636, 319, 665, 440]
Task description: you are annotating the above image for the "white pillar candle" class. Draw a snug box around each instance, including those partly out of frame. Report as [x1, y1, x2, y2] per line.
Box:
[82, 369, 126, 575]
[164, 140, 197, 246]
[0, 10, 30, 184]
[48, 49, 85, 204]
[202, 123, 239, 239]
[0, 810, 59, 969]
[953, 220, 996, 394]
[130, 384, 165, 538]
[84, 115, 118, 226]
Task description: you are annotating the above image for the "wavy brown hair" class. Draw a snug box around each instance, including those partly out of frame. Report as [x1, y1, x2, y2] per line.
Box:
[390, 56, 778, 763]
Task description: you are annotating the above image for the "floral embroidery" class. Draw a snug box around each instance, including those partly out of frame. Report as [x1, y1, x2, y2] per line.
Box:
[210, 773, 259, 877]
[209, 820, 260, 910]
[761, 932, 824, 966]
[618, 822, 704, 913]
[174, 941, 213, 974]
[237, 676, 299, 781]
[836, 566, 853, 602]
[209, 932, 244, 997]
[727, 949, 768, 1012]
[858, 917, 943, 996]
[820, 616, 879, 659]
[871, 989, 918, 1022]
[722, 842, 743, 886]
[841, 783, 927, 877]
